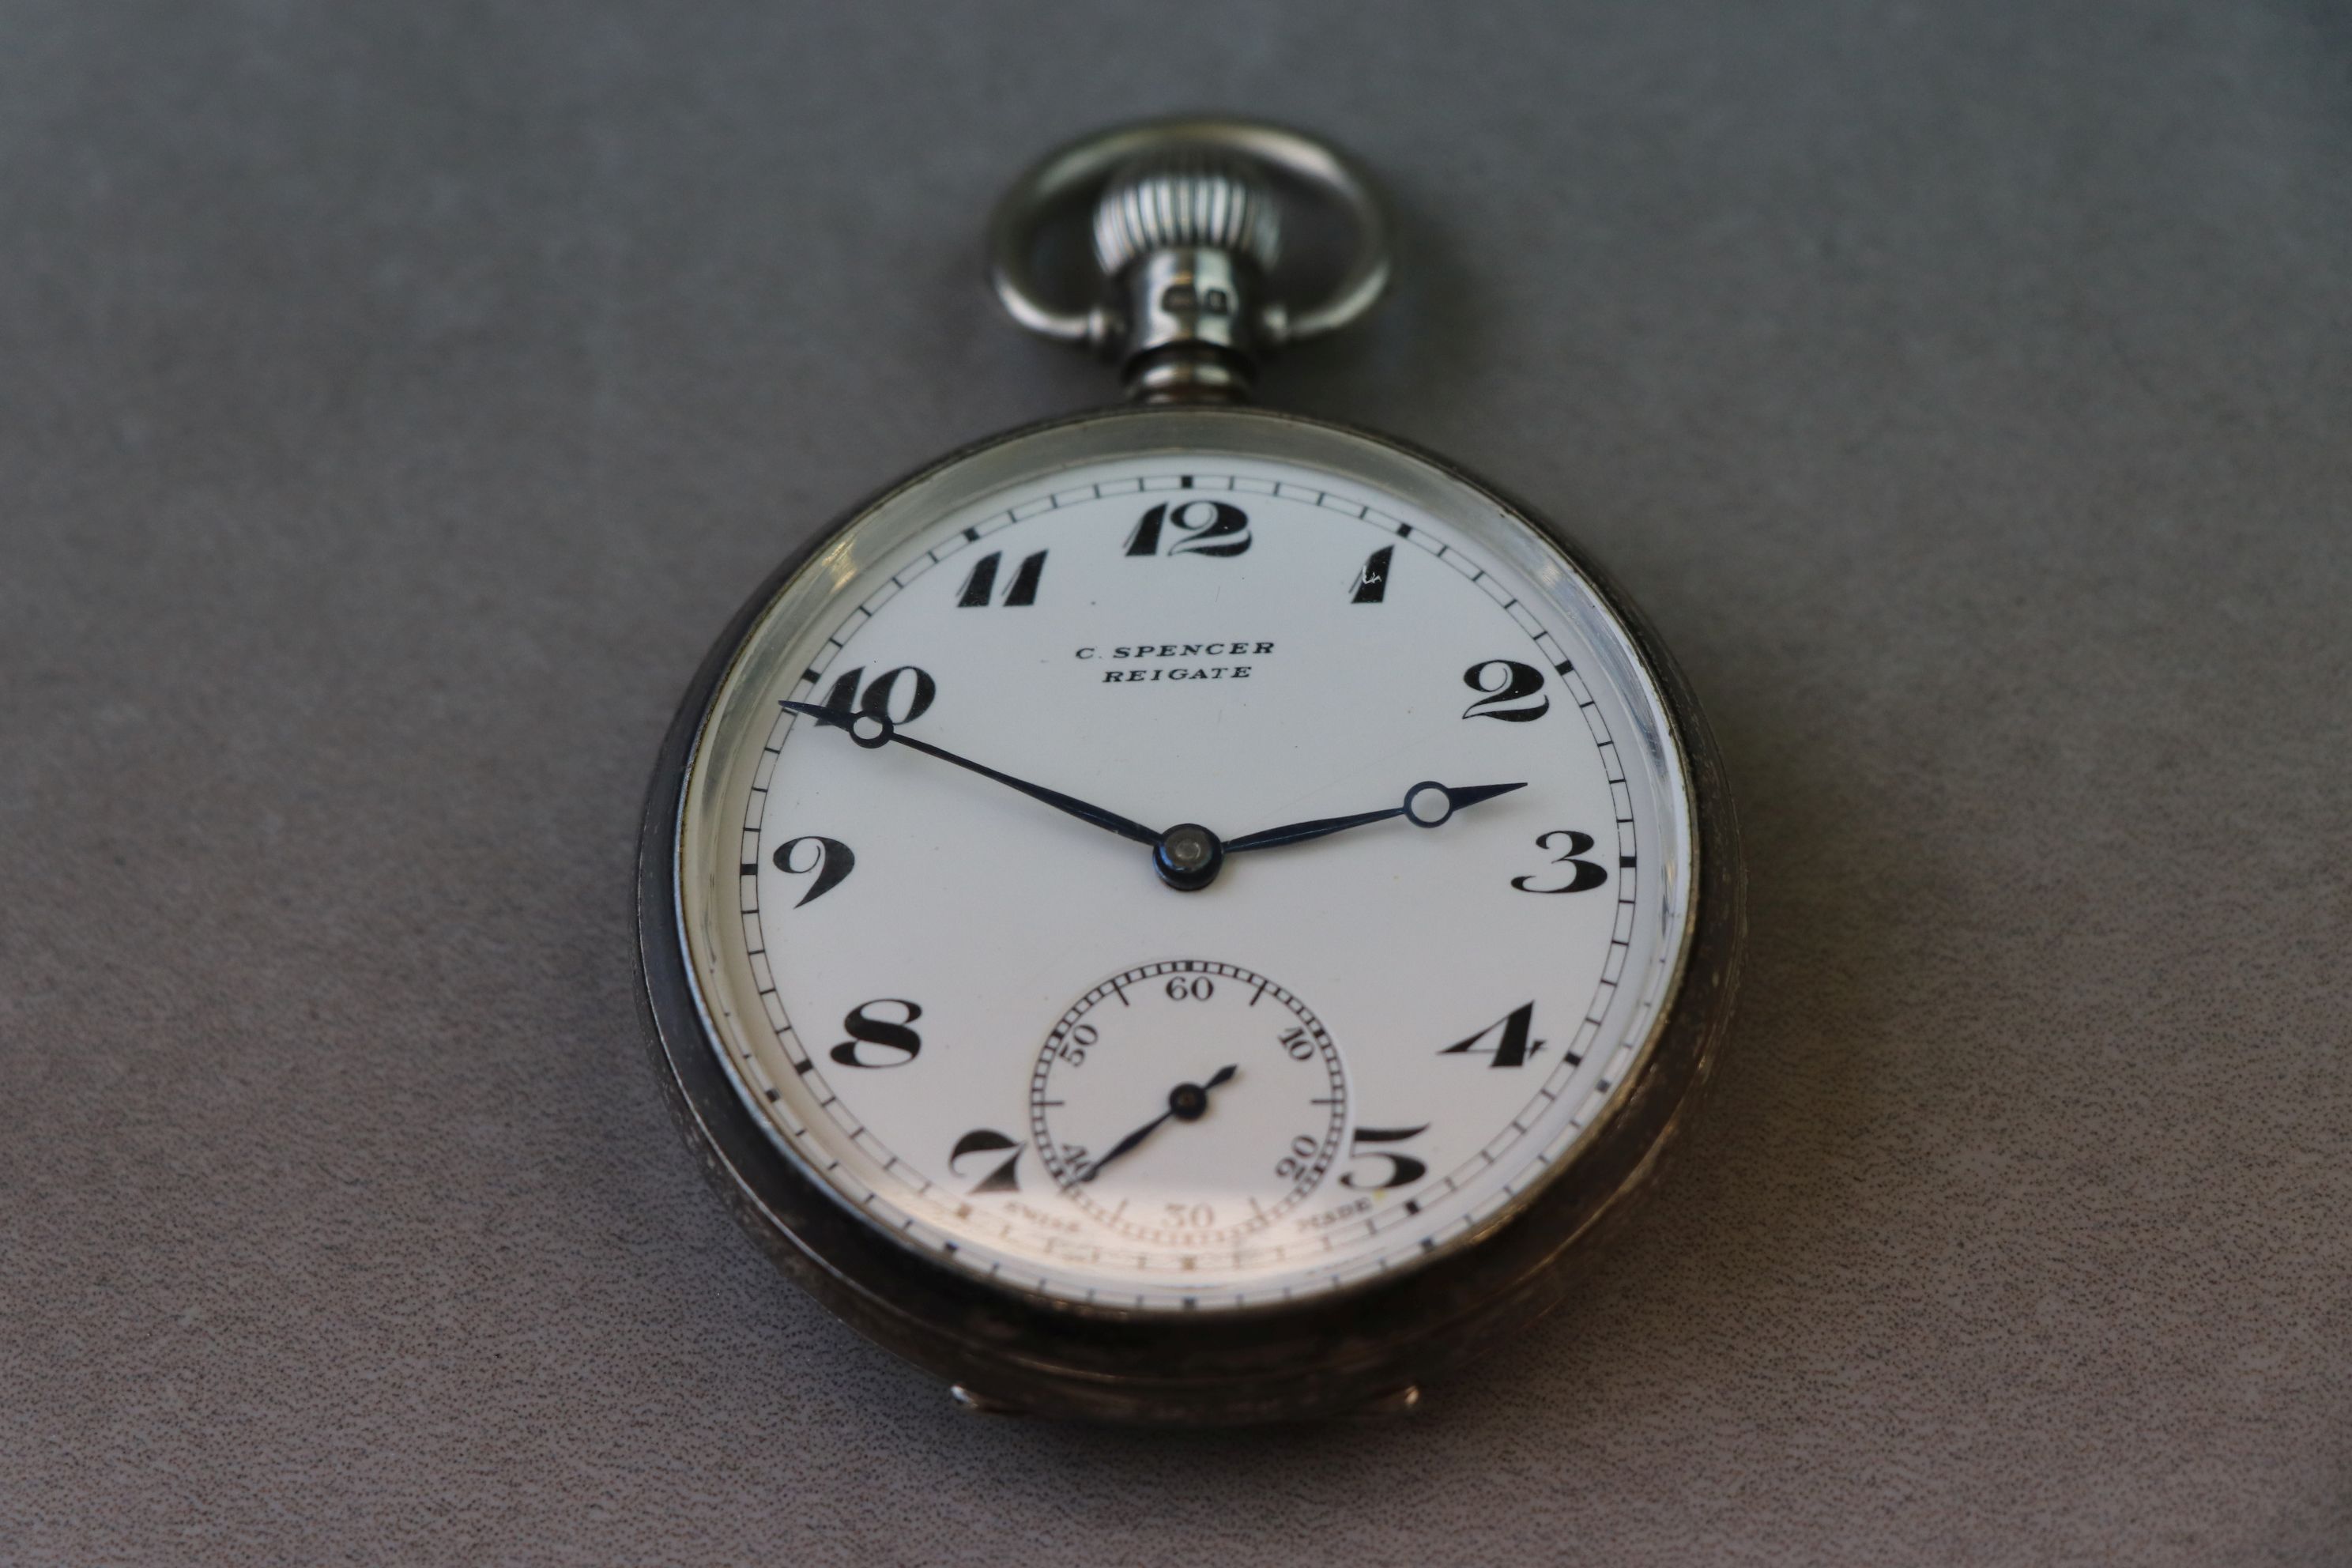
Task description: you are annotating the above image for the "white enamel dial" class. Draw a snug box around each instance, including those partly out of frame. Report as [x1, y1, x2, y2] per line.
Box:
[675, 419, 1697, 1311]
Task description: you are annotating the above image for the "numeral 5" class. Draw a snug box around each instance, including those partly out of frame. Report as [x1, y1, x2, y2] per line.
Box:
[1340, 1124, 1430, 1190]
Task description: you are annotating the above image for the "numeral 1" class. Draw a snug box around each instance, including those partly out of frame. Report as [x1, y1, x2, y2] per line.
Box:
[1351, 545, 1393, 604]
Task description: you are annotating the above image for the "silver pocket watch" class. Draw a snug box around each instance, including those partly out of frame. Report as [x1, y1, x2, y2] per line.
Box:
[635, 119, 1743, 1423]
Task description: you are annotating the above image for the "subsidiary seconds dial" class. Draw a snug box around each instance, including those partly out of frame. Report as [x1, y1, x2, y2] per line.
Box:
[1029, 961, 1347, 1251]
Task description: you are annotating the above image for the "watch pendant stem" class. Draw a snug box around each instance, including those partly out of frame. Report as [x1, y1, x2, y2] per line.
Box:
[986, 118, 1391, 404]
[1094, 156, 1281, 403]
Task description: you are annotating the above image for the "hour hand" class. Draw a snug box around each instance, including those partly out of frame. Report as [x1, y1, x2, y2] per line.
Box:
[1223, 780, 1525, 855]
[779, 700, 1163, 847]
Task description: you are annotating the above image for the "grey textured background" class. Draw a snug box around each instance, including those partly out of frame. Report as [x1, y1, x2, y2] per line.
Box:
[2, 2, 2347, 1562]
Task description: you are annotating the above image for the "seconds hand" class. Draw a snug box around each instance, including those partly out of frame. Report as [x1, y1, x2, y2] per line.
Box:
[1080, 1066, 1238, 1185]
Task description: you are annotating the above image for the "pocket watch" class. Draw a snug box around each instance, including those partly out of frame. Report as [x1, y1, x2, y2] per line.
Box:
[635, 119, 1743, 1423]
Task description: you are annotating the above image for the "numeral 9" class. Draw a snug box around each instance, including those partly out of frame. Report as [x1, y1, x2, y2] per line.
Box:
[772, 835, 855, 906]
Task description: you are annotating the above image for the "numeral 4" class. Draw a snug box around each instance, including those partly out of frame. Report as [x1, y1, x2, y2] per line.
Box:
[1440, 1001, 1544, 1069]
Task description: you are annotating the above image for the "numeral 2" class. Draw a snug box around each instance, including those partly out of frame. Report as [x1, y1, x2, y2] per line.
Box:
[1440, 1001, 1544, 1069]
[1125, 500, 1252, 558]
[1511, 830, 1608, 895]
[829, 998, 923, 1069]
[948, 1129, 1023, 1193]
[956, 549, 1046, 608]
[1461, 660, 1550, 722]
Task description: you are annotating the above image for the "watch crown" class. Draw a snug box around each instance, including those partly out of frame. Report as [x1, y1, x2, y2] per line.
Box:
[989, 120, 1389, 405]
[1091, 153, 1283, 279]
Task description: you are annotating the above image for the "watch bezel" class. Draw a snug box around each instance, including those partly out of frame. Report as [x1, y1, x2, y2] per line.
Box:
[635, 405, 1743, 1423]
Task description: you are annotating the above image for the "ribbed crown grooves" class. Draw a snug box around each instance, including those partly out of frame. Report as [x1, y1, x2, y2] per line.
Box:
[1091, 153, 1283, 277]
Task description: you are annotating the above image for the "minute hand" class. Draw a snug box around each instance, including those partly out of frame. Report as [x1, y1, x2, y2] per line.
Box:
[779, 701, 1162, 846]
[1224, 780, 1526, 854]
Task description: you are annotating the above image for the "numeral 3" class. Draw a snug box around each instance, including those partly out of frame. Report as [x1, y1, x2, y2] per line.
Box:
[1511, 830, 1608, 895]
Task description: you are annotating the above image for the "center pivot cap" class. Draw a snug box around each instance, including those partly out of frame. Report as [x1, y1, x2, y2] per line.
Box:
[1154, 823, 1224, 891]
